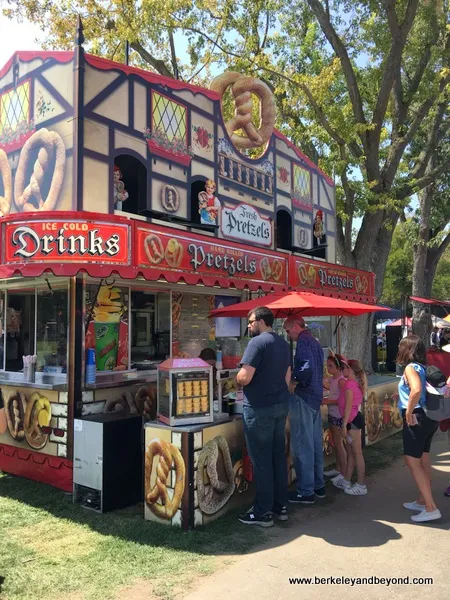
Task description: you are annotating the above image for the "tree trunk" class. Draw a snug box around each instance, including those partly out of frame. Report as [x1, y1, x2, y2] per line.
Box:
[339, 313, 375, 371]
[411, 165, 434, 347]
[337, 215, 396, 371]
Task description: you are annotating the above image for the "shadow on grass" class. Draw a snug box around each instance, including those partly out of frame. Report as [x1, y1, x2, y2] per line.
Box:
[1, 431, 448, 558]
[0, 470, 265, 556]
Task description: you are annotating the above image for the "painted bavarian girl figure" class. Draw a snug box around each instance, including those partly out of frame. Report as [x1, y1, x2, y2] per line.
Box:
[198, 180, 221, 225]
[113, 165, 129, 210]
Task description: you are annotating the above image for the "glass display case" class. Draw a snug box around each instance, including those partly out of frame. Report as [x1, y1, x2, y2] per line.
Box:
[157, 358, 213, 426]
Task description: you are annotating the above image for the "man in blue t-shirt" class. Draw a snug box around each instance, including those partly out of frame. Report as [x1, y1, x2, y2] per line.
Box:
[236, 306, 291, 527]
[284, 316, 325, 504]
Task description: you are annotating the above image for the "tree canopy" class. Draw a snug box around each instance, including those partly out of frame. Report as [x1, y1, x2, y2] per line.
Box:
[4, 0, 449, 363]
[382, 221, 450, 307]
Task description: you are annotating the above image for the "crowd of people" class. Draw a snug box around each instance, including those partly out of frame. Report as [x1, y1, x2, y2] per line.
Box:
[430, 326, 450, 349]
[236, 306, 449, 527]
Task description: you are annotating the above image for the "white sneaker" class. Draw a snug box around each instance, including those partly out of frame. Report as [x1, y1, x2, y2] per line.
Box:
[344, 483, 368, 496]
[411, 509, 442, 523]
[403, 501, 426, 512]
[324, 469, 341, 477]
[332, 475, 351, 490]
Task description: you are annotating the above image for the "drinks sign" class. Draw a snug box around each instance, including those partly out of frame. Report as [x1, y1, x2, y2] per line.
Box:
[221, 203, 272, 247]
[4, 220, 130, 264]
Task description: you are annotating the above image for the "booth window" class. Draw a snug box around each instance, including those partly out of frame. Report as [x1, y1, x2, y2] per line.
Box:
[1, 283, 68, 373]
[114, 154, 147, 216]
[130, 290, 171, 366]
[5, 289, 36, 372]
[36, 287, 68, 373]
[152, 92, 187, 146]
[304, 317, 332, 349]
[190, 180, 205, 223]
[0, 80, 31, 135]
[276, 209, 292, 250]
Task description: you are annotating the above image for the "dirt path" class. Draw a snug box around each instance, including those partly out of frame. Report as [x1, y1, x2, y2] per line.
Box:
[182, 432, 449, 600]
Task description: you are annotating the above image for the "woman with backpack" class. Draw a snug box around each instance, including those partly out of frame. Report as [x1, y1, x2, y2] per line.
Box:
[396, 334, 441, 522]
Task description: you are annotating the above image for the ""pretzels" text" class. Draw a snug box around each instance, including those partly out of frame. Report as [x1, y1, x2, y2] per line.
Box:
[188, 243, 257, 276]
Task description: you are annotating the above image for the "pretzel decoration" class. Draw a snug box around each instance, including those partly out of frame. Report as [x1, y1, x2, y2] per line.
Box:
[103, 395, 130, 414]
[145, 439, 185, 520]
[14, 128, 66, 212]
[172, 299, 182, 328]
[165, 238, 184, 268]
[24, 392, 52, 450]
[271, 259, 283, 282]
[5, 391, 27, 441]
[0, 149, 13, 217]
[144, 234, 165, 265]
[210, 72, 276, 150]
[260, 257, 271, 281]
[197, 436, 235, 515]
[135, 385, 157, 421]
[366, 391, 381, 443]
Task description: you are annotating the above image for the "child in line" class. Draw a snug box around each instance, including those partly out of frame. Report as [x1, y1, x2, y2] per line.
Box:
[323, 353, 347, 479]
[332, 358, 368, 496]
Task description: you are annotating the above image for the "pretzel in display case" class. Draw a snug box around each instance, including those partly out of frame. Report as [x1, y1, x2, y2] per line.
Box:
[157, 358, 213, 426]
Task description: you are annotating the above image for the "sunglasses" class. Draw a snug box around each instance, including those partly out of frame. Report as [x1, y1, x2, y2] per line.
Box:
[248, 319, 258, 325]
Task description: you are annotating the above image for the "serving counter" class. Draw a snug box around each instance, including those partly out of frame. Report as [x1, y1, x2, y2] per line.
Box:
[0, 372, 68, 390]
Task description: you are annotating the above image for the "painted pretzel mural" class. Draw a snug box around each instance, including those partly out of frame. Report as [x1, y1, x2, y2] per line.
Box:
[145, 439, 186, 519]
[14, 128, 66, 212]
[0, 148, 13, 216]
[210, 72, 276, 150]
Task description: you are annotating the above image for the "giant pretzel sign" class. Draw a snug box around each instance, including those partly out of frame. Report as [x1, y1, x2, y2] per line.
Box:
[145, 439, 186, 519]
[210, 72, 276, 150]
[0, 149, 13, 217]
[0, 128, 66, 216]
[15, 128, 66, 212]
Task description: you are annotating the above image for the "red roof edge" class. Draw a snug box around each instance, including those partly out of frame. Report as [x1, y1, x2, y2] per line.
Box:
[84, 54, 221, 101]
[0, 51, 74, 79]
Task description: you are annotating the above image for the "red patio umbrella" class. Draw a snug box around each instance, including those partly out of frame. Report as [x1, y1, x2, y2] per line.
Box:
[210, 291, 389, 319]
[386, 317, 412, 327]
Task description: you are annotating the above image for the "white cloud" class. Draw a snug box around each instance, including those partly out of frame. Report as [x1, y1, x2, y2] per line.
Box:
[0, 15, 42, 68]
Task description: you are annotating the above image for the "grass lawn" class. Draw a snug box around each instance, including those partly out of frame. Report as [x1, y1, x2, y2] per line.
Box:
[0, 432, 404, 600]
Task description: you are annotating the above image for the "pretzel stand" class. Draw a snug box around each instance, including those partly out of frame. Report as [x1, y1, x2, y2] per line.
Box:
[0, 24, 383, 530]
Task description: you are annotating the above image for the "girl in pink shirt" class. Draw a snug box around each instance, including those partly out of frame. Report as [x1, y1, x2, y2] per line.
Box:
[333, 359, 368, 496]
[323, 353, 347, 479]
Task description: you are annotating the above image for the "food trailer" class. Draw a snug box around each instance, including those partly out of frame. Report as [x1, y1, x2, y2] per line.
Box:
[0, 26, 398, 529]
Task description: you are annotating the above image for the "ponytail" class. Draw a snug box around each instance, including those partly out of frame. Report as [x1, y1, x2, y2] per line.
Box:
[348, 359, 367, 396]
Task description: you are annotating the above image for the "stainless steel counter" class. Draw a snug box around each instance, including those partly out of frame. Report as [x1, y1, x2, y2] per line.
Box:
[0, 372, 68, 390]
[84, 370, 158, 389]
[0, 370, 158, 391]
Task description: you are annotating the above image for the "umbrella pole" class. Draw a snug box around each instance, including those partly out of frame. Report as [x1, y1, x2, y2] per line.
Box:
[333, 316, 342, 340]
